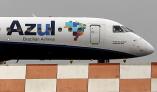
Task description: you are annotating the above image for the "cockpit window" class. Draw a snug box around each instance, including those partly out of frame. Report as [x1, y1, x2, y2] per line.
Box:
[113, 25, 134, 33]
[121, 26, 134, 32]
[113, 26, 124, 33]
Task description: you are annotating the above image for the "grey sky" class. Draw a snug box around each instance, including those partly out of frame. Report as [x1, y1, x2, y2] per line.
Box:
[0, 0, 156, 63]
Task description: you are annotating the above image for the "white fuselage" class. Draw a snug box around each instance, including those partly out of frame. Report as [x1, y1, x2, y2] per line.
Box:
[0, 17, 154, 61]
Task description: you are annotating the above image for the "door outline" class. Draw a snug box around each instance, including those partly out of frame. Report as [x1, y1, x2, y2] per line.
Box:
[90, 24, 101, 45]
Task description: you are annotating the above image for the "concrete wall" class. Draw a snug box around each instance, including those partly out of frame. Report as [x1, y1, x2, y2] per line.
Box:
[0, 62, 157, 92]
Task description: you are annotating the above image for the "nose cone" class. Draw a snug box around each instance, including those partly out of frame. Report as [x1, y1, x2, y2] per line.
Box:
[145, 42, 155, 55]
[140, 39, 155, 56]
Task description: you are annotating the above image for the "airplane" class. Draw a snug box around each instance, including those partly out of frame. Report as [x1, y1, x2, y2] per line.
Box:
[0, 17, 154, 64]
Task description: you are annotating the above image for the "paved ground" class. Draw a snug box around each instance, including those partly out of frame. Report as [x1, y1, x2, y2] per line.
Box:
[0, 60, 157, 92]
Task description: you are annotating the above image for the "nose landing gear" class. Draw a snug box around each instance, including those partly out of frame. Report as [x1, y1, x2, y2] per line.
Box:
[0, 61, 6, 64]
[0, 57, 9, 64]
[98, 59, 110, 63]
[97, 59, 127, 63]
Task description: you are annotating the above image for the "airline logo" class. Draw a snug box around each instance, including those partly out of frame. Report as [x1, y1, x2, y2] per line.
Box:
[64, 21, 86, 41]
[7, 20, 55, 36]
[6, 20, 86, 41]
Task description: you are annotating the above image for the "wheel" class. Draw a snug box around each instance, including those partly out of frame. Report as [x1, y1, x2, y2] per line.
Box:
[98, 60, 105, 63]
[98, 59, 111, 63]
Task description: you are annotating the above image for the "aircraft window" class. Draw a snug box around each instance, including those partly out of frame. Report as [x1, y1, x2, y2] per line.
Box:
[121, 26, 134, 32]
[58, 27, 62, 32]
[126, 27, 134, 32]
[113, 26, 124, 33]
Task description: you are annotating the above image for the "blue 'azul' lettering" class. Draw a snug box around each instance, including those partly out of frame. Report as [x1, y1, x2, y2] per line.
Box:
[7, 20, 55, 36]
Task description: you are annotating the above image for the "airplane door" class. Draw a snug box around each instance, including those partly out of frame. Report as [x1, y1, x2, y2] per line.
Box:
[90, 25, 100, 44]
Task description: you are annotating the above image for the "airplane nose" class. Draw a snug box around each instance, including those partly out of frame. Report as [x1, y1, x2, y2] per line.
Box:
[146, 42, 155, 54]
[140, 39, 155, 55]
